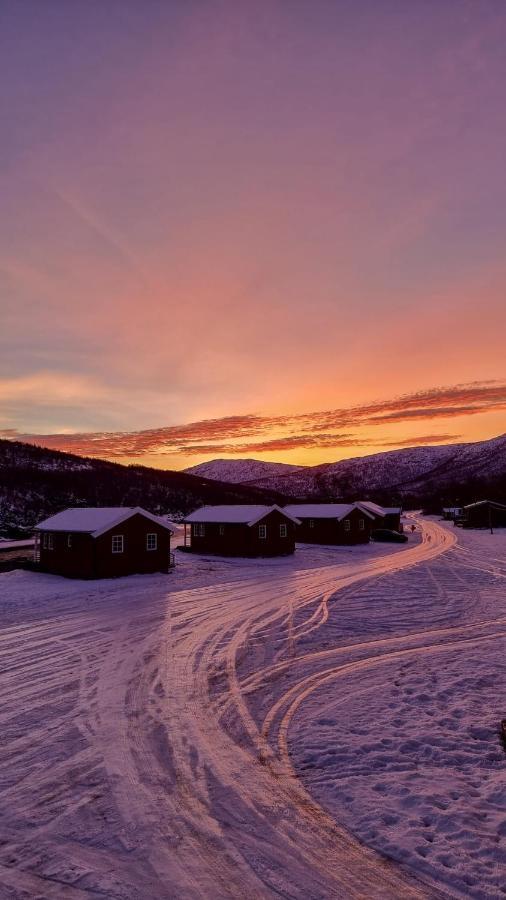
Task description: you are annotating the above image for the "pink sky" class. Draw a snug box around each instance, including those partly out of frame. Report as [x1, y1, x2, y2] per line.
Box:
[1, 1, 505, 469]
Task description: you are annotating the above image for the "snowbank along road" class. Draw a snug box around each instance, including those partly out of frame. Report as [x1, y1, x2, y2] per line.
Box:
[0, 518, 505, 899]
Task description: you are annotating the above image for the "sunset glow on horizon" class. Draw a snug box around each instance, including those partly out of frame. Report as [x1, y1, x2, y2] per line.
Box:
[1, 1, 506, 470]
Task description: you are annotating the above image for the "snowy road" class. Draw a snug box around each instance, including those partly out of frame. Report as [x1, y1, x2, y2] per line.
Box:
[1, 519, 504, 898]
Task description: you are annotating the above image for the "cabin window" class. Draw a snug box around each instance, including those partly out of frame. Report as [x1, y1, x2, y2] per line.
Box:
[146, 533, 157, 551]
[343, 519, 351, 531]
[279, 524, 287, 538]
[43, 533, 53, 550]
[359, 519, 365, 531]
[193, 523, 199, 537]
[219, 525, 225, 536]
[309, 519, 315, 528]
[199, 524, 205, 537]
[67, 534, 72, 548]
[112, 534, 124, 553]
[258, 524, 267, 539]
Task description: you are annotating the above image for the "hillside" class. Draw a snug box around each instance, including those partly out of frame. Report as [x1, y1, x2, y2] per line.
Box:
[185, 434, 506, 507]
[0, 440, 289, 538]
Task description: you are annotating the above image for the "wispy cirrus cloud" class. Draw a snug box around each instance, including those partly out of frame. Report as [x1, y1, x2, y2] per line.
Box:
[177, 434, 367, 455]
[1, 380, 504, 463]
[310, 382, 506, 430]
[377, 433, 462, 448]
[364, 406, 484, 424]
[179, 432, 463, 456]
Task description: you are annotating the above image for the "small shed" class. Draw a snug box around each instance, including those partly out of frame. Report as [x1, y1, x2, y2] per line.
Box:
[183, 505, 300, 557]
[284, 503, 374, 545]
[442, 507, 463, 521]
[460, 500, 506, 529]
[35, 507, 175, 578]
[357, 501, 403, 533]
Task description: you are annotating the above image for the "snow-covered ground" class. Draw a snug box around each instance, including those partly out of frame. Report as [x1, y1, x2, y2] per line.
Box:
[0, 519, 504, 898]
[278, 525, 506, 897]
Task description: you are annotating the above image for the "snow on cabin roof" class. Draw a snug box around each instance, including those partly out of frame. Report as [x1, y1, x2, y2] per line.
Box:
[285, 503, 373, 521]
[463, 500, 506, 511]
[184, 505, 300, 526]
[356, 501, 386, 517]
[35, 507, 175, 537]
[357, 501, 401, 516]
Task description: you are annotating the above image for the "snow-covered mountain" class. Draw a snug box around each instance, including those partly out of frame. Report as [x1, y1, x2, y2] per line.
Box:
[185, 458, 303, 483]
[185, 434, 506, 502]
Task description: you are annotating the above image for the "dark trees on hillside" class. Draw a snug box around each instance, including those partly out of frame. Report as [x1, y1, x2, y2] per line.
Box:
[0, 440, 287, 537]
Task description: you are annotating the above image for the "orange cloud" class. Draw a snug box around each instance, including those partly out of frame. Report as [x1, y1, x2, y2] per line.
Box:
[364, 406, 487, 424]
[377, 433, 462, 447]
[2, 380, 504, 463]
[178, 434, 366, 455]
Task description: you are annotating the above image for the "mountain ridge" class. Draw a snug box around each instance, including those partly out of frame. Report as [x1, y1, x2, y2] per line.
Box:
[185, 434, 506, 504]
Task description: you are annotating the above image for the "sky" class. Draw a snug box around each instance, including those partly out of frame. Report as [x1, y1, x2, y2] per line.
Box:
[1, 0, 505, 470]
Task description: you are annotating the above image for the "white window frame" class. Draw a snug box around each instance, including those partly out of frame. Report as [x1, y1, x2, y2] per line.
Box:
[279, 523, 287, 538]
[199, 524, 205, 537]
[67, 534, 72, 548]
[359, 519, 365, 531]
[309, 519, 315, 529]
[193, 523, 199, 537]
[219, 524, 225, 536]
[43, 532, 53, 550]
[343, 519, 351, 531]
[258, 524, 267, 540]
[146, 533, 157, 551]
[112, 534, 124, 554]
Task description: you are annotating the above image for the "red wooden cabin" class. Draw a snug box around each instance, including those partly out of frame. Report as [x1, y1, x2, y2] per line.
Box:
[35, 507, 175, 578]
[183, 505, 300, 557]
[285, 503, 374, 545]
[357, 501, 403, 533]
[460, 500, 506, 529]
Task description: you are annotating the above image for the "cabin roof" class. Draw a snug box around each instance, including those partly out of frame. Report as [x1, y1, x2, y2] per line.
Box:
[463, 500, 506, 511]
[184, 504, 300, 526]
[285, 503, 374, 521]
[356, 500, 385, 517]
[356, 500, 401, 516]
[35, 507, 176, 537]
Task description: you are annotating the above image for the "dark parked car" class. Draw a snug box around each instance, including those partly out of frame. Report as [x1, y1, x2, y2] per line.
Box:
[371, 528, 408, 544]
